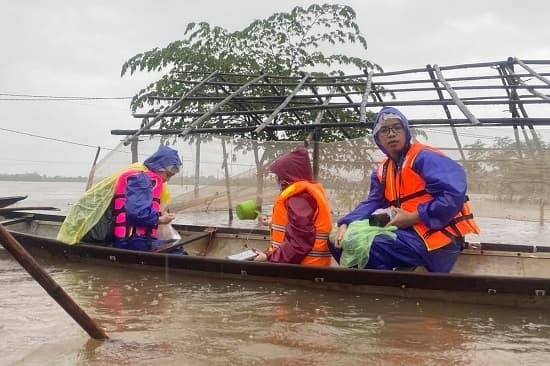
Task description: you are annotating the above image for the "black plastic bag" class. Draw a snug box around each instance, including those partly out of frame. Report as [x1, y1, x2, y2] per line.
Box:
[82, 207, 115, 245]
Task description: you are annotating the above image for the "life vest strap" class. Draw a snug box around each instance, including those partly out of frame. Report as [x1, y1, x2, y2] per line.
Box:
[389, 189, 428, 207]
[423, 212, 473, 240]
[113, 208, 125, 215]
[454, 213, 473, 222]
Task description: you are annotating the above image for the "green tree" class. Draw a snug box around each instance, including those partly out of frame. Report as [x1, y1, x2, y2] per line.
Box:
[122, 3, 381, 114]
[461, 139, 493, 194]
[121, 4, 383, 210]
[463, 136, 549, 223]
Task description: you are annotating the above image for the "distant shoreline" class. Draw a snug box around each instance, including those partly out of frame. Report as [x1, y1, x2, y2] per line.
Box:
[0, 173, 87, 182]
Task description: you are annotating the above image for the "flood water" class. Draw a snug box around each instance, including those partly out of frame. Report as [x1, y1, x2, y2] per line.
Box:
[1, 182, 550, 365]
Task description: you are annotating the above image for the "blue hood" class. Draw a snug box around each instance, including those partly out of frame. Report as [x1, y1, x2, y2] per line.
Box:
[373, 106, 412, 157]
[144, 146, 182, 172]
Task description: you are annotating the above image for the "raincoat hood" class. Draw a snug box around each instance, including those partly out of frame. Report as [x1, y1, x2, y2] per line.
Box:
[269, 147, 313, 183]
[144, 146, 182, 172]
[372, 106, 412, 157]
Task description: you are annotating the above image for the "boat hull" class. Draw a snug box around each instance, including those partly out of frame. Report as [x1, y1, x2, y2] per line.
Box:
[0, 195, 27, 208]
[3, 211, 550, 309]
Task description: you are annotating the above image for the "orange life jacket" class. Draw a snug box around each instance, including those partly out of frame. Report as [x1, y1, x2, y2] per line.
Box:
[376, 142, 480, 251]
[113, 169, 163, 240]
[269, 180, 332, 266]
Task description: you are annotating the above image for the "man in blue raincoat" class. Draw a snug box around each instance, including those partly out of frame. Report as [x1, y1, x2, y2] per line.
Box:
[332, 107, 480, 272]
[113, 146, 185, 253]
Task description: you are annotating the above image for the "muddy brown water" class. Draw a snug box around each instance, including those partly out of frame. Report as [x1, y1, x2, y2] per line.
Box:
[1, 181, 550, 365]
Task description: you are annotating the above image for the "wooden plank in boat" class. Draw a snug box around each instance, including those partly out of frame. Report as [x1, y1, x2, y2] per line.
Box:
[0, 215, 34, 226]
[153, 230, 213, 253]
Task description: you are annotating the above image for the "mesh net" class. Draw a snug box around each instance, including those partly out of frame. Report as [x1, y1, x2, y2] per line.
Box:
[90, 126, 550, 226]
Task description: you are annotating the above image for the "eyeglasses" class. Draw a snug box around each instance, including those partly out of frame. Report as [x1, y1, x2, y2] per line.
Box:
[159, 165, 180, 178]
[377, 124, 404, 136]
[164, 165, 180, 175]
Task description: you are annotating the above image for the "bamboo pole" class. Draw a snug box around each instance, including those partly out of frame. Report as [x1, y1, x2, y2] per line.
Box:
[221, 137, 234, 223]
[86, 146, 101, 191]
[514, 57, 550, 86]
[181, 73, 267, 137]
[433, 65, 480, 125]
[254, 73, 310, 134]
[124, 70, 220, 145]
[359, 72, 373, 124]
[311, 86, 337, 180]
[133, 97, 549, 119]
[426, 64, 466, 161]
[0, 224, 108, 340]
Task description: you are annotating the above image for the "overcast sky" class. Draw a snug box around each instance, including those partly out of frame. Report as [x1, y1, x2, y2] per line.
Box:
[1, 0, 549, 177]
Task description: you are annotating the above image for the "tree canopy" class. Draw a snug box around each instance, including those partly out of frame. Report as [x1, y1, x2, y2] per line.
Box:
[120, 4, 385, 205]
[121, 3, 382, 117]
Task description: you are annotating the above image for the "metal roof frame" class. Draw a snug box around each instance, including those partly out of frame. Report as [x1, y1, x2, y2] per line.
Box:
[114, 57, 550, 142]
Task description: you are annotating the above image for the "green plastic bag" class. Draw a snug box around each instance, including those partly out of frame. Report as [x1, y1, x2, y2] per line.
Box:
[329, 219, 397, 268]
[57, 162, 150, 245]
[56, 175, 118, 245]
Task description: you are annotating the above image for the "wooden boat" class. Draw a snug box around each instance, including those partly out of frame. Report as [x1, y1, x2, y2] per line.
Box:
[2, 210, 550, 309]
[0, 195, 27, 208]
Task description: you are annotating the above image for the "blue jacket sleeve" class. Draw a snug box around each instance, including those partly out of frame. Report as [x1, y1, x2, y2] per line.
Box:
[337, 170, 388, 226]
[125, 173, 160, 227]
[413, 150, 467, 229]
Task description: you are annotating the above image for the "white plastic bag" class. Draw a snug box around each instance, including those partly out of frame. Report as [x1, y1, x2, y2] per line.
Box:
[157, 224, 182, 241]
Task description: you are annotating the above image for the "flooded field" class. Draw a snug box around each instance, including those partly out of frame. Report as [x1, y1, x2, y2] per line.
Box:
[1, 181, 550, 365]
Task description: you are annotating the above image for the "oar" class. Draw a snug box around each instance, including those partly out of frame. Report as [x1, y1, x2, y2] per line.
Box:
[0, 224, 108, 340]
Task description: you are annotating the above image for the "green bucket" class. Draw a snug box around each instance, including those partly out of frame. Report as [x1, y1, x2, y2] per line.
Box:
[236, 200, 260, 220]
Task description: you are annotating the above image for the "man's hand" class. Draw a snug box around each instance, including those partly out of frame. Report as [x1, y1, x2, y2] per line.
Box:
[334, 224, 348, 248]
[159, 212, 175, 225]
[388, 207, 419, 228]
